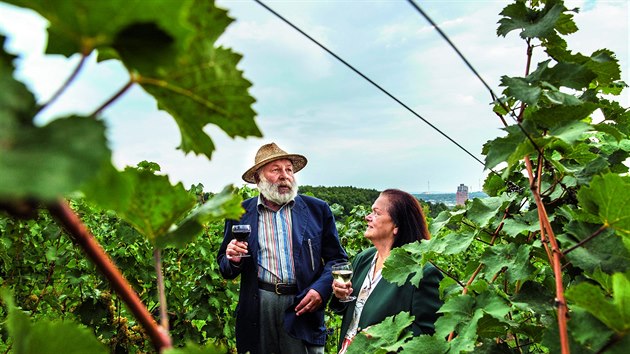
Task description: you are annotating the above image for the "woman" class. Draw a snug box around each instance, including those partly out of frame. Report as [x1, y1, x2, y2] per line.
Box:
[331, 189, 443, 353]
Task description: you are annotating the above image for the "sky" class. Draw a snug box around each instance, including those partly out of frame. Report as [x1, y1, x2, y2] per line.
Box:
[0, 0, 628, 194]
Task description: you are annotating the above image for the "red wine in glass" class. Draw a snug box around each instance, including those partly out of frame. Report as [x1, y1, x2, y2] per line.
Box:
[232, 224, 251, 257]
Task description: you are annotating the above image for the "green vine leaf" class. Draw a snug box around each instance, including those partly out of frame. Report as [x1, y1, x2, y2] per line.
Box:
[481, 243, 536, 284]
[156, 185, 244, 249]
[466, 195, 512, 228]
[5, 0, 260, 160]
[4, 0, 193, 62]
[105, 166, 197, 245]
[482, 123, 538, 171]
[383, 244, 426, 286]
[1, 289, 108, 354]
[565, 272, 630, 334]
[497, 1, 572, 39]
[560, 221, 630, 274]
[435, 291, 511, 353]
[577, 173, 630, 238]
[399, 334, 449, 353]
[0, 35, 36, 127]
[0, 115, 110, 201]
[527, 103, 597, 130]
[139, 0, 260, 159]
[347, 312, 415, 354]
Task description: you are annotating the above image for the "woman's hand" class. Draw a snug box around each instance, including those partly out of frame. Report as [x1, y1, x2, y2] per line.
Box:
[332, 279, 353, 300]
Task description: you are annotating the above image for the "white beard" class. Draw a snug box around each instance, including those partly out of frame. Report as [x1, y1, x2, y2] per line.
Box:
[258, 175, 298, 205]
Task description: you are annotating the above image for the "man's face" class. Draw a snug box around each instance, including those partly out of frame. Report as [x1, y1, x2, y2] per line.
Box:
[257, 159, 298, 205]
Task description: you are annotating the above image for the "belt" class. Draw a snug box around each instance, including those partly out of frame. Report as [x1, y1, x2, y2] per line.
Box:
[258, 281, 298, 295]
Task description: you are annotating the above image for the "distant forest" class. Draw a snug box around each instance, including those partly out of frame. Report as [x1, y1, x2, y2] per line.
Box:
[299, 185, 450, 219]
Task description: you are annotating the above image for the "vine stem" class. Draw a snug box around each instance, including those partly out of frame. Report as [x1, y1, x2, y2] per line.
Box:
[36, 54, 88, 115]
[154, 248, 169, 331]
[524, 156, 570, 354]
[47, 199, 172, 352]
[91, 78, 135, 117]
[563, 225, 607, 255]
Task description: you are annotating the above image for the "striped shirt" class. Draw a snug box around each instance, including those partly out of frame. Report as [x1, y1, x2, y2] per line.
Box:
[257, 197, 296, 284]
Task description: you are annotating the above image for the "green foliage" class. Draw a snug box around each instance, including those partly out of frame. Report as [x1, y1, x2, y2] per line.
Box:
[1, 0, 629, 353]
[1, 289, 108, 354]
[0, 196, 241, 352]
[351, 0, 630, 353]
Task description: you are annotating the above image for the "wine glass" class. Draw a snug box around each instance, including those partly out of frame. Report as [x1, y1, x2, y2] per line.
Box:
[332, 261, 356, 302]
[231, 224, 251, 258]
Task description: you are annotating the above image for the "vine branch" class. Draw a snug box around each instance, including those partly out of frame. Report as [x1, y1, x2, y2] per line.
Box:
[563, 225, 607, 255]
[36, 54, 88, 115]
[524, 156, 570, 354]
[47, 199, 172, 352]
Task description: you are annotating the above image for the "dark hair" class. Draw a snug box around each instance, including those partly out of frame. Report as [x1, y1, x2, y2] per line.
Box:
[381, 189, 430, 249]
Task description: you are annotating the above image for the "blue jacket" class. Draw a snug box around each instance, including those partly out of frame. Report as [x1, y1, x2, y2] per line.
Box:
[217, 194, 348, 354]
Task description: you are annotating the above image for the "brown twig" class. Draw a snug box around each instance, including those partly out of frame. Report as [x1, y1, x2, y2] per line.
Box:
[562, 225, 607, 255]
[47, 199, 172, 352]
[427, 260, 465, 288]
[91, 79, 135, 117]
[36, 54, 88, 115]
[524, 156, 570, 354]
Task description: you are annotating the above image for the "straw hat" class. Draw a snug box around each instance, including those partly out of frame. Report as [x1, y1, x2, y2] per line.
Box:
[242, 142, 308, 183]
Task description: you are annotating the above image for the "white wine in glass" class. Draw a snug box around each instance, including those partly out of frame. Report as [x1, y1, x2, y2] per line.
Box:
[231, 224, 251, 257]
[332, 261, 356, 302]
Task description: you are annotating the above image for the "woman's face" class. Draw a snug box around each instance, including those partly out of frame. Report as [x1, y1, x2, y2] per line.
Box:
[364, 195, 397, 243]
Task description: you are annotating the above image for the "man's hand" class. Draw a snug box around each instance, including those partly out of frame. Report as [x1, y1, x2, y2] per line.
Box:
[295, 289, 322, 316]
[226, 239, 248, 263]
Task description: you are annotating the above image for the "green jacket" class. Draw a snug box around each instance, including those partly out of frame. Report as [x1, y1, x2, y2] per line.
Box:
[330, 247, 443, 348]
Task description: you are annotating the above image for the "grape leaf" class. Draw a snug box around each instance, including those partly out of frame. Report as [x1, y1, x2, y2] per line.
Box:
[560, 221, 630, 274]
[565, 273, 630, 334]
[577, 173, 630, 238]
[156, 185, 244, 249]
[497, 1, 568, 39]
[383, 245, 425, 287]
[114, 167, 196, 245]
[467, 195, 512, 228]
[0, 116, 110, 201]
[399, 334, 449, 354]
[500, 76, 542, 106]
[6, 0, 260, 160]
[139, 0, 260, 158]
[347, 312, 414, 354]
[482, 123, 540, 172]
[547, 120, 591, 145]
[2, 40, 109, 202]
[0, 35, 37, 128]
[4, 0, 193, 63]
[481, 243, 536, 284]
[1, 289, 108, 354]
[435, 291, 511, 354]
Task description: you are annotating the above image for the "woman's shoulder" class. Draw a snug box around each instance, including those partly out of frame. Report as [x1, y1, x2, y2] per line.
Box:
[421, 262, 444, 284]
[353, 247, 377, 265]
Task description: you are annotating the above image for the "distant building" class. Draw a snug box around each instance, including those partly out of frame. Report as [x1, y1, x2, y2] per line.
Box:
[456, 184, 469, 206]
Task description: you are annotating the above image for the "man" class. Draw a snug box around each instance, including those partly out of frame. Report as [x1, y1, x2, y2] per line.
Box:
[217, 142, 348, 354]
